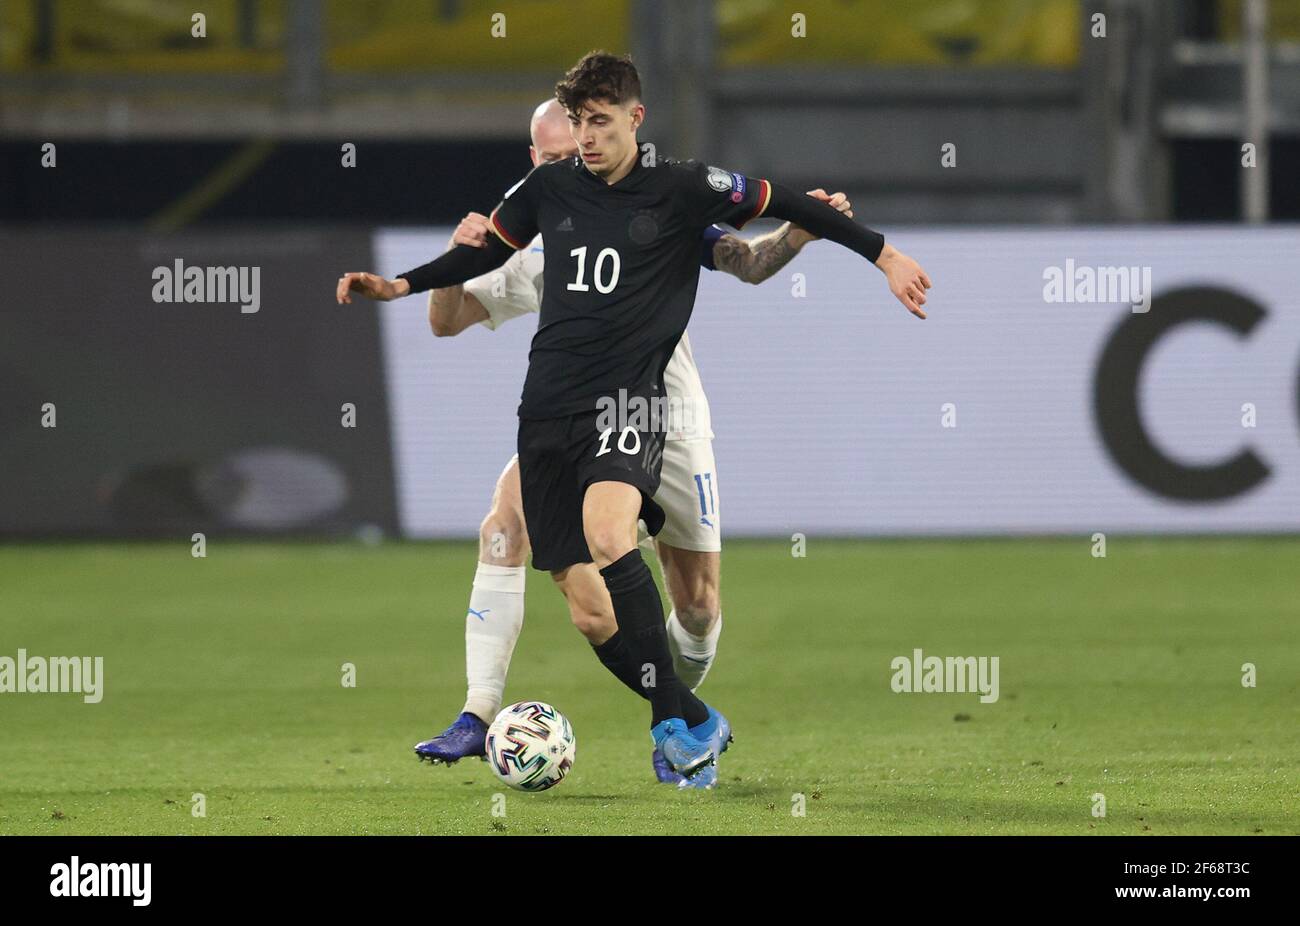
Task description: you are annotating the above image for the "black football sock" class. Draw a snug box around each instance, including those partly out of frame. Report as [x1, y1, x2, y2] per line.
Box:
[591, 631, 650, 701]
[599, 549, 698, 728]
[592, 630, 709, 727]
[677, 679, 710, 729]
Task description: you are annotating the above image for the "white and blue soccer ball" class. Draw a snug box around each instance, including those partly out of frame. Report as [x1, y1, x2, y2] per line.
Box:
[485, 701, 576, 792]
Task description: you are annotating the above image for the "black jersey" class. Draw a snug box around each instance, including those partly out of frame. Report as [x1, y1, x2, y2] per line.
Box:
[488, 147, 771, 420]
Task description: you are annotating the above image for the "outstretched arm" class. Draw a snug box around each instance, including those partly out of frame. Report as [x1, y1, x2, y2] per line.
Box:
[713, 188, 851, 285]
[763, 182, 932, 318]
[427, 279, 488, 337]
[426, 213, 493, 336]
[335, 235, 515, 304]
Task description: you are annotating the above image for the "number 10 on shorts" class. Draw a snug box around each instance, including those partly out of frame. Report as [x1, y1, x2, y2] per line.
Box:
[596, 426, 641, 457]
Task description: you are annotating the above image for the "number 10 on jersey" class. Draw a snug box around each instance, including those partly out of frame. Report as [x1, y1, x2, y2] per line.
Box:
[567, 246, 621, 294]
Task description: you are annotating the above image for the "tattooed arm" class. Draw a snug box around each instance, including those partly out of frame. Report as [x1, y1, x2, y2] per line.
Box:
[710, 189, 851, 285]
[711, 224, 803, 285]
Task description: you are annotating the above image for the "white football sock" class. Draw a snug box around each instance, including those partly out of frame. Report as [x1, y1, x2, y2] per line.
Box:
[462, 562, 526, 723]
[666, 610, 721, 692]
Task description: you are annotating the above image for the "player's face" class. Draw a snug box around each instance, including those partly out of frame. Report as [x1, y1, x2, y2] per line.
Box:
[568, 98, 642, 177]
[529, 119, 579, 167]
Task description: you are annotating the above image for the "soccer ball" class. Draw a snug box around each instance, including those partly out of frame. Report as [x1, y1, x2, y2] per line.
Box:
[485, 701, 576, 792]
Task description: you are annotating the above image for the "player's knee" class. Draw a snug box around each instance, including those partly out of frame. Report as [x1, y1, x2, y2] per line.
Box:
[478, 510, 528, 566]
[583, 524, 633, 568]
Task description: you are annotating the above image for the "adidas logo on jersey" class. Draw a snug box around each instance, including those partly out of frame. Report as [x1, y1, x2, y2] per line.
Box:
[556, 216, 574, 232]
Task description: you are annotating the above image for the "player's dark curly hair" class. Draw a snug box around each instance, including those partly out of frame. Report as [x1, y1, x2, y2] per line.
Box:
[555, 51, 642, 114]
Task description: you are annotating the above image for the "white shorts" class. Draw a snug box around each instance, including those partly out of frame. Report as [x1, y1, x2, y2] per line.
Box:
[642, 438, 721, 553]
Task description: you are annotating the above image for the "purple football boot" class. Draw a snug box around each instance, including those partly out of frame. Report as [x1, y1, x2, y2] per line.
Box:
[414, 711, 488, 764]
[652, 747, 686, 784]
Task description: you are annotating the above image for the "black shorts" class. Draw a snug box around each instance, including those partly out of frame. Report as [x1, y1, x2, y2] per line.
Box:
[517, 408, 667, 572]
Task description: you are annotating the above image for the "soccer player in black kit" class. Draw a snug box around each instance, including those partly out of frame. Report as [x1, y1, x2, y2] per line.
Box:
[338, 51, 932, 780]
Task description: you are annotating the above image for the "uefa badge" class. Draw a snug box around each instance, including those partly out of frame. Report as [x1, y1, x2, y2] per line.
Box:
[705, 166, 733, 192]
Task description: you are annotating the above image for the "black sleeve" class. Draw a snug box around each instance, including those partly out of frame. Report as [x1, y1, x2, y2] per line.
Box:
[764, 182, 885, 263]
[677, 161, 771, 230]
[488, 168, 543, 249]
[396, 237, 515, 294]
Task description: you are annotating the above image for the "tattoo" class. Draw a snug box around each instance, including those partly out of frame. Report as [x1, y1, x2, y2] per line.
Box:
[713, 225, 800, 285]
[710, 234, 752, 281]
[744, 225, 799, 284]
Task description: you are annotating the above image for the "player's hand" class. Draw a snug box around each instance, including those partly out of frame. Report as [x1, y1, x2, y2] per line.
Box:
[336, 272, 408, 303]
[874, 244, 931, 319]
[450, 212, 492, 249]
[807, 188, 853, 222]
[789, 189, 852, 245]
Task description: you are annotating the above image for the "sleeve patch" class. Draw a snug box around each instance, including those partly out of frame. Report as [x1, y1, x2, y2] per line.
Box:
[735, 179, 772, 228]
[489, 209, 527, 250]
[705, 166, 733, 193]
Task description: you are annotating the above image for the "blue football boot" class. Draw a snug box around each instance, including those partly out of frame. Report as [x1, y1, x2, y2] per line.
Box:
[651, 718, 714, 779]
[689, 705, 733, 758]
[414, 711, 488, 764]
[654, 706, 733, 785]
[677, 762, 718, 790]
[675, 706, 732, 789]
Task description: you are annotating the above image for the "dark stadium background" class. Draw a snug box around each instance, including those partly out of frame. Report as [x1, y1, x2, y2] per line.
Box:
[4, 0, 1299, 538]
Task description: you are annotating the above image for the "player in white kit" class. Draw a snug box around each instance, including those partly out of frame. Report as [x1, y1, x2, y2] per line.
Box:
[413, 100, 853, 786]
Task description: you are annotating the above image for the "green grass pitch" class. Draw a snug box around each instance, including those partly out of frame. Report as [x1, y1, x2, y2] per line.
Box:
[1, 538, 1296, 835]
